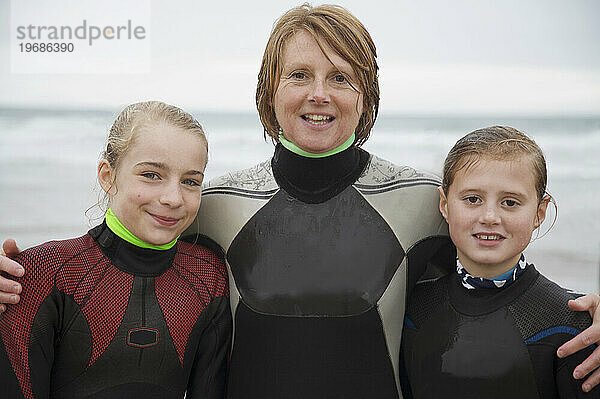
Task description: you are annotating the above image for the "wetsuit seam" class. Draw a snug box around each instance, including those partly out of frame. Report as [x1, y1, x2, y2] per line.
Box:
[374, 303, 401, 395]
[51, 242, 98, 287]
[171, 263, 210, 309]
[192, 310, 221, 395]
[351, 185, 406, 254]
[176, 251, 228, 283]
[238, 296, 378, 318]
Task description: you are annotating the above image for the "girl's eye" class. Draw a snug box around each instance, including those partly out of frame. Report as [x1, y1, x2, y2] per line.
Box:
[142, 172, 159, 180]
[465, 196, 481, 204]
[183, 179, 201, 187]
[502, 199, 518, 207]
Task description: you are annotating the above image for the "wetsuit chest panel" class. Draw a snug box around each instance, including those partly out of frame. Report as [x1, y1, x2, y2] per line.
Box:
[49, 276, 184, 398]
[407, 305, 540, 399]
[227, 186, 405, 316]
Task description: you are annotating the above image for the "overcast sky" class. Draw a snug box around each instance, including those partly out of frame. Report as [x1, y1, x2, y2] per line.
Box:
[1, 0, 599, 115]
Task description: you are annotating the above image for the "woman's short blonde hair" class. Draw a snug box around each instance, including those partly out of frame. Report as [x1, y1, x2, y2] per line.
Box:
[256, 3, 380, 147]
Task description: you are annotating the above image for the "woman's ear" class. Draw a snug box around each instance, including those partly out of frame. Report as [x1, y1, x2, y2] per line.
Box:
[438, 186, 449, 221]
[534, 195, 551, 229]
[97, 159, 116, 196]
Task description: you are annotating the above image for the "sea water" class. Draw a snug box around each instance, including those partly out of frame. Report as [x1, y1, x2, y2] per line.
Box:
[1, 108, 599, 293]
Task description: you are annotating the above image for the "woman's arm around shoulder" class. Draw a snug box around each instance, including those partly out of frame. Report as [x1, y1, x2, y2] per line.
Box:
[558, 294, 600, 392]
[0, 239, 25, 311]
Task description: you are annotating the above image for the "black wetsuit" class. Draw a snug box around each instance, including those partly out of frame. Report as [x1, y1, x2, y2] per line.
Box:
[185, 144, 454, 399]
[0, 222, 231, 399]
[401, 264, 598, 398]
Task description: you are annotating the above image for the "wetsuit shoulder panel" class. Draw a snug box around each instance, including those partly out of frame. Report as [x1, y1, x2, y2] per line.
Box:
[507, 273, 598, 398]
[0, 234, 100, 398]
[185, 161, 280, 320]
[185, 159, 279, 253]
[354, 155, 447, 251]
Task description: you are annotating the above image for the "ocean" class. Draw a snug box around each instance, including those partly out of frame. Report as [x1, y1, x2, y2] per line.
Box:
[1, 108, 599, 293]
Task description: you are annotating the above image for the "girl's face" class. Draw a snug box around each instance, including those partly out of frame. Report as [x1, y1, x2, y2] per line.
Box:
[439, 156, 549, 278]
[98, 122, 207, 245]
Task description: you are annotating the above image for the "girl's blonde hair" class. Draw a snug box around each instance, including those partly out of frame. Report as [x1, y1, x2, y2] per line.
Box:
[91, 101, 207, 217]
[104, 100, 207, 171]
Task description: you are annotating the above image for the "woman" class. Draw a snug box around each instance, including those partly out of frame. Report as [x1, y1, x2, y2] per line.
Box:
[2, 4, 600, 398]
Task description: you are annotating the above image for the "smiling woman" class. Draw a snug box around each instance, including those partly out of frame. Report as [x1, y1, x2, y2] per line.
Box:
[273, 30, 363, 154]
[256, 4, 379, 148]
[187, 5, 455, 399]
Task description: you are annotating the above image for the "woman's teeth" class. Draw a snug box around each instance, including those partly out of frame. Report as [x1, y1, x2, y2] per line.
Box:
[302, 114, 333, 125]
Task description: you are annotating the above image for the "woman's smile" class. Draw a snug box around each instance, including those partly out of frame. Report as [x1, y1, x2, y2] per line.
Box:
[273, 29, 363, 154]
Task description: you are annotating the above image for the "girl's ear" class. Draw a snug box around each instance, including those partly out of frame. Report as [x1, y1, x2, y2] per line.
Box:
[438, 186, 449, 221]
[534, 195, 551, 229]
[98, 159, 116, 196]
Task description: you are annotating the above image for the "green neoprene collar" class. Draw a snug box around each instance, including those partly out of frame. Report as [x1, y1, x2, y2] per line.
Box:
[105, 208, 178, 250]
[279, 132, 355, 158]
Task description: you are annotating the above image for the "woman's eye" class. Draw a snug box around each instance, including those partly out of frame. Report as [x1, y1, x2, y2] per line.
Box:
[465, 196, 480, 204]
[502, 199, 518, 207]
[291, 72, 306, 79]
[334, 74, 346, 83]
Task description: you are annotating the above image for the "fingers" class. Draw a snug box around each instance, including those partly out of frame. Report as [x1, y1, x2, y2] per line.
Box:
[0, 253, 24, 278]
[2, 238, 21, 258]
[558, 322, 600, 358]
[576, 347, 600, 392]
[556, 295, 600, 391]
[568, 295, 600, 314]
[0, 290, 20, 306]
[0, 250, 24, 312]
[0, 274, 22, 311]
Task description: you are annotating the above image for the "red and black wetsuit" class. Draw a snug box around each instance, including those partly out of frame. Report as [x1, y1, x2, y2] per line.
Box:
[0, 222, 231, 399]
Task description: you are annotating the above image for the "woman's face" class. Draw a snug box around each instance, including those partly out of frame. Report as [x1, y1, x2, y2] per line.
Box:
[273, 30, 363, 154]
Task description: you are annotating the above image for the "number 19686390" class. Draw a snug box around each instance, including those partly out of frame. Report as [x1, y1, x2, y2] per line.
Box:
[19, 42, 74, 52]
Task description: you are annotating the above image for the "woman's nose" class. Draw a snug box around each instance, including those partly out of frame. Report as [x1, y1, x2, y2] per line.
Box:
[307, 79, 330, 104]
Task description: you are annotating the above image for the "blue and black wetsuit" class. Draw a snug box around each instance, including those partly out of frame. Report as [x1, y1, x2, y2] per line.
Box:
[186, 143, 454, 399]
[0, 222, 231, 398]
[402, 258, 598, 399]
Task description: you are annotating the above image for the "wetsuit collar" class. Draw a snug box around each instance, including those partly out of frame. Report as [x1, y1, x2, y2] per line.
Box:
[271, 140, 370, 204]
[278, 132, 356, 158]
[105, 208, 178, 250]
[449, 262, 540, 316]
[457, 253, 529, 290]
[89, 221, 177, 276]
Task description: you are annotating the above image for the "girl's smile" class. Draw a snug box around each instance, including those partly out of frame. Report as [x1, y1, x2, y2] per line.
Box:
[439, 156, 549, 279]
[98, 122, 208, 245]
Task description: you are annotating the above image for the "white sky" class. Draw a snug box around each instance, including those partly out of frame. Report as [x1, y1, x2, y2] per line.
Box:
[1, 0, 599, 115]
